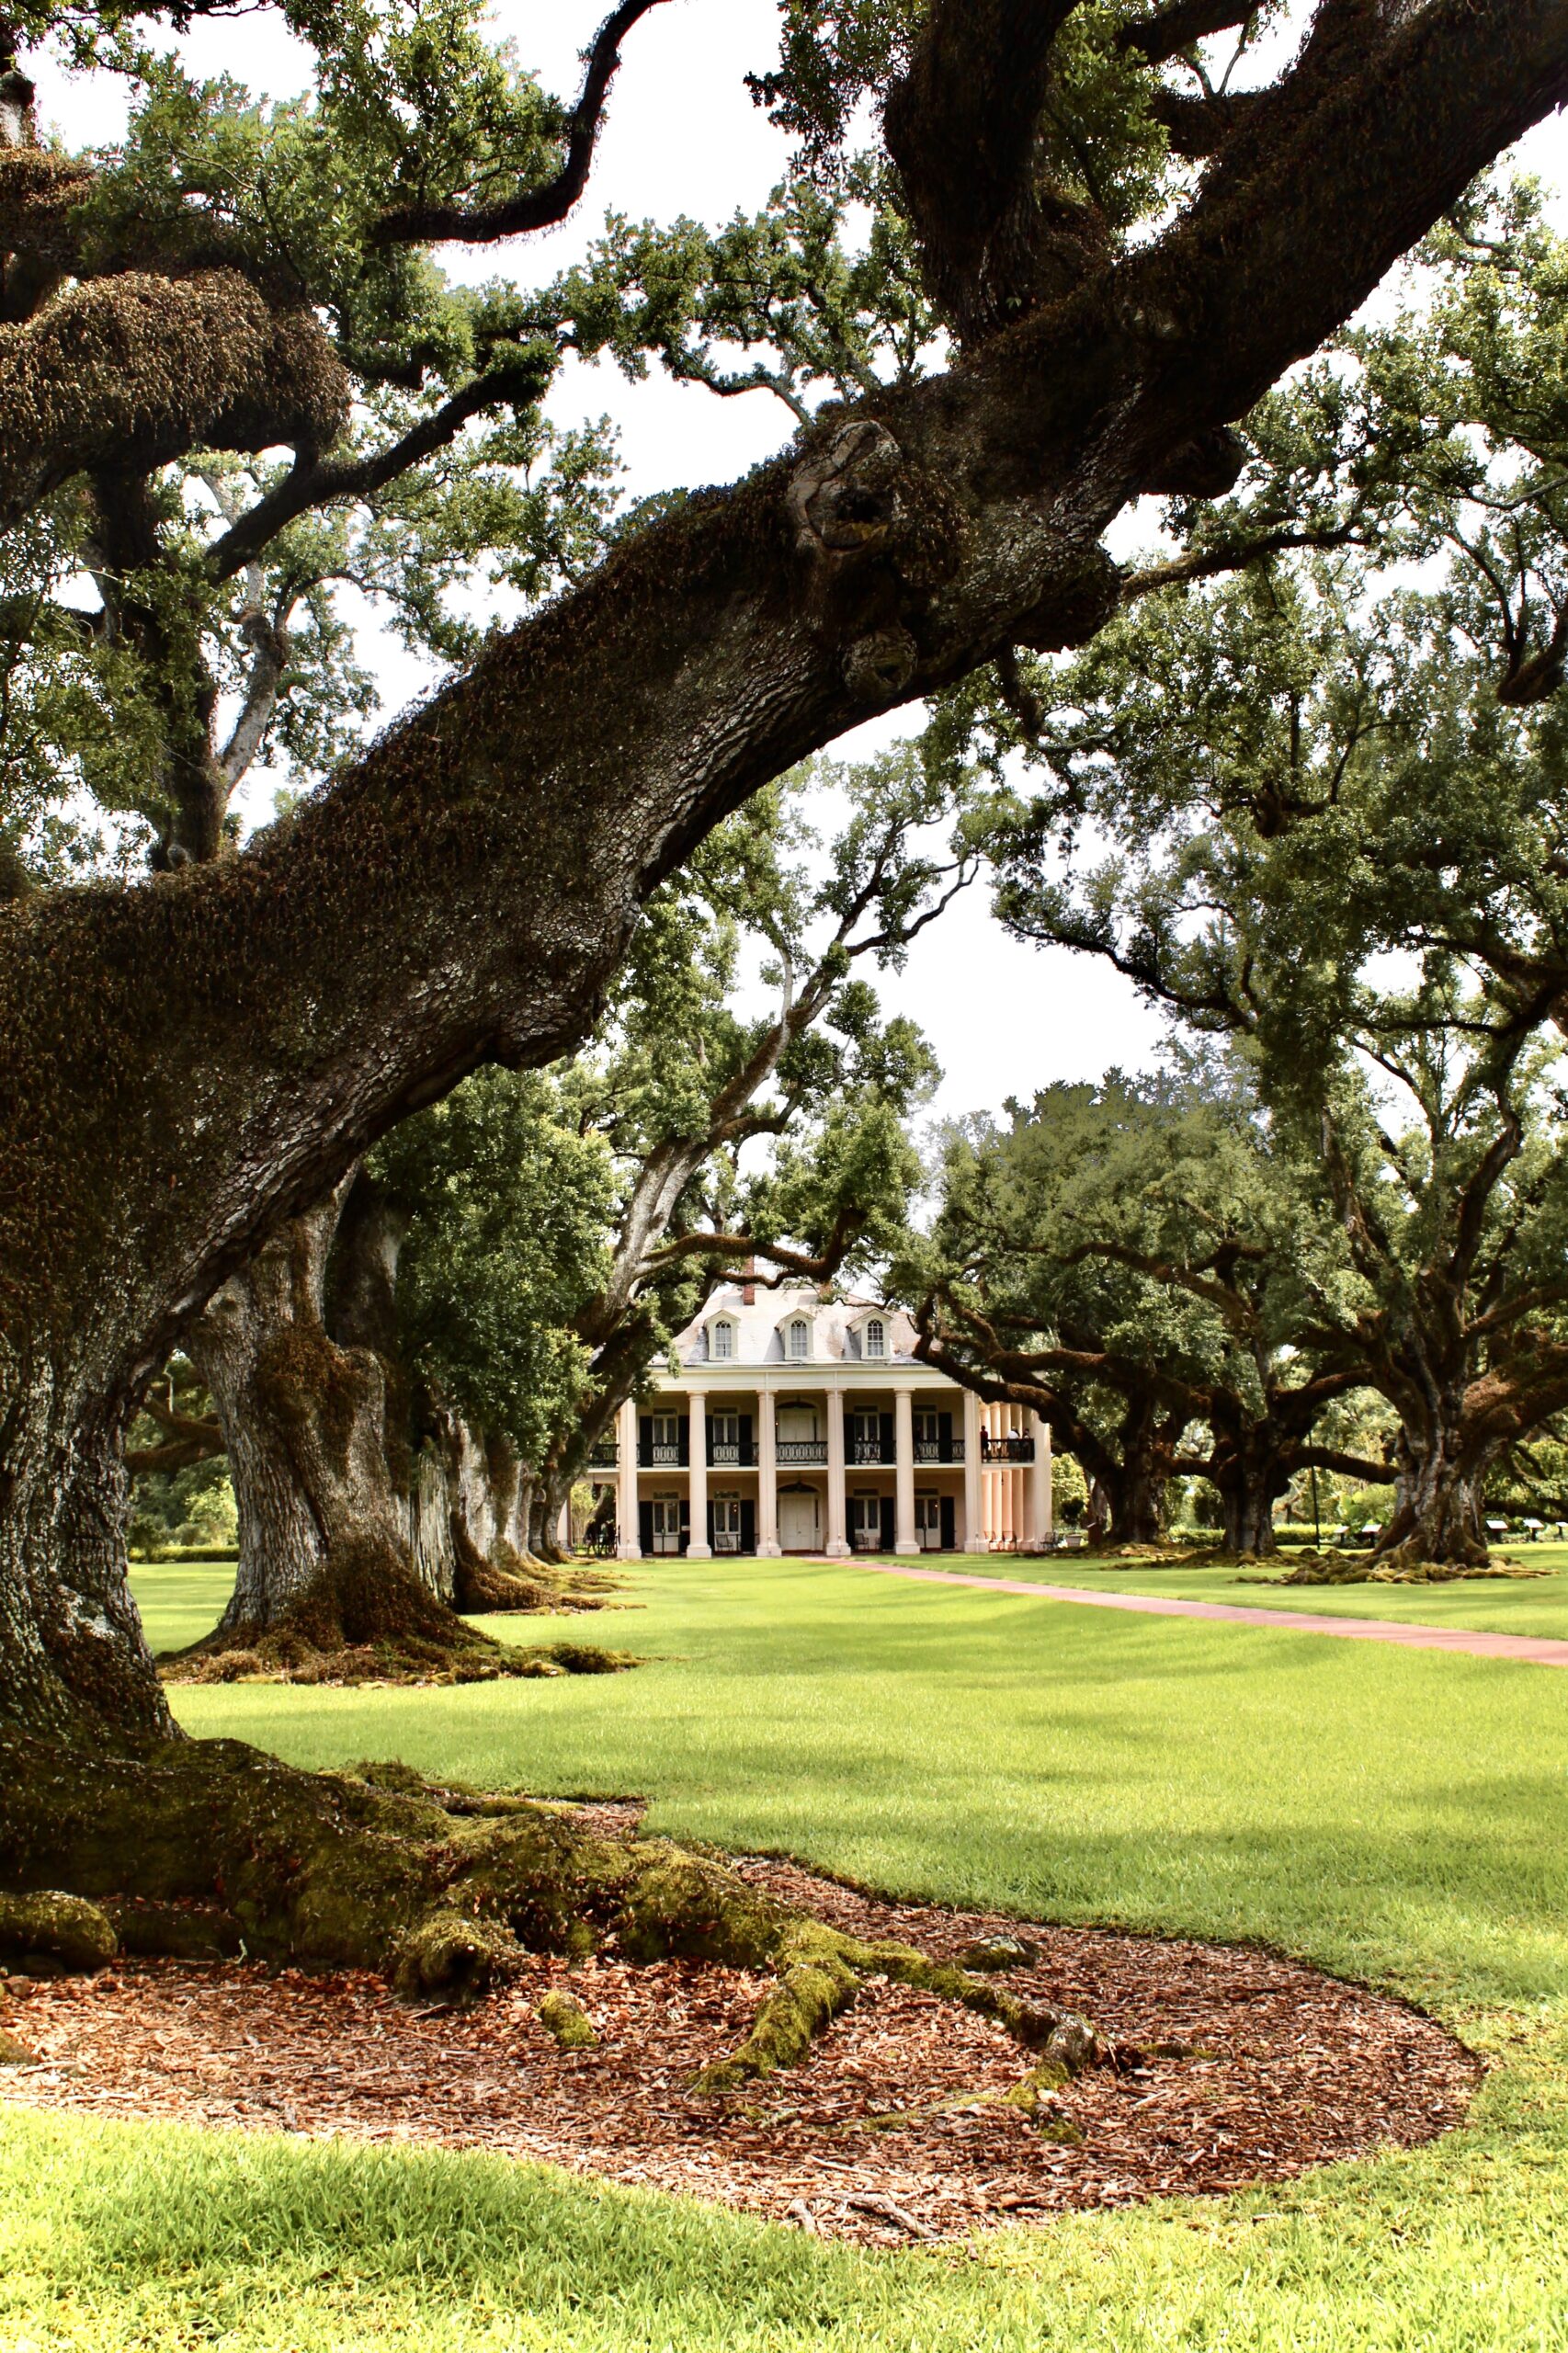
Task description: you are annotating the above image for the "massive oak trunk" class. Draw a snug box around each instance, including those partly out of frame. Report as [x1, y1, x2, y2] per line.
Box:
[182, 1188, 455, 1655]
[1373, 1415, 1492, 1572]
[1209, 1422, 1290, 1558]
[6, 5, 1568, 1738]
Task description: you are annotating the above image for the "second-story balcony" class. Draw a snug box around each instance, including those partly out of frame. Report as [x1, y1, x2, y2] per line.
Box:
[777, 1438, 827, 1466]
[708, 1440, 757, 1468]
[913, 1438, 966, 1464]
[849, 1439, 892, 1466]
[585, 1441, 619, 1469]
[981, 1434, 1036, 1463]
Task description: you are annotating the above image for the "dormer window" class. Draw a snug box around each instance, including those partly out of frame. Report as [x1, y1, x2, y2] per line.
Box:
[864, 1316, 886, 1359]
[712, 1319, 734, 1361]
[788, 1317, 811, 1361]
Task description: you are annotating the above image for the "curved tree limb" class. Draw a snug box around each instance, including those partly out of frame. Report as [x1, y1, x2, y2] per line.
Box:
[370, 0, 670, 249]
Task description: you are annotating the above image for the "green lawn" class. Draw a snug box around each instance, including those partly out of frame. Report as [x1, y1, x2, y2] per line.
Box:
[6, 1554, 1568, 2350]
[956, 1543, 1568, 1640]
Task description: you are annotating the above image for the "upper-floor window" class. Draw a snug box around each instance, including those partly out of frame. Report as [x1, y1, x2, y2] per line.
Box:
[788, 1318, 810, 1360]
[712, 1319, 734, 1360]
[864, 1317, 886, 1358]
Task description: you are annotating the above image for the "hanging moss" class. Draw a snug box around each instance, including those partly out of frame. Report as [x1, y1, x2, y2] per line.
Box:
[0, 267, 347, 534]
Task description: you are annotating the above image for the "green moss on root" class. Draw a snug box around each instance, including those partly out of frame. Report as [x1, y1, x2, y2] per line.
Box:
[0, 1890, 118, 1970]
[0, 1731, 1105, 2097]
[538, 1989, 597, 2049]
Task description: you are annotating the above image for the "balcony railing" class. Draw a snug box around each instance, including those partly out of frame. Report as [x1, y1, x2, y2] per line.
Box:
[708, 1441, 756, 1468]
[913, 1439, 965, 1464]
[981, 1435, 1036, 1463]
[777, 1438, 827, 1465]
[585, 1442, 619, 1469]
[644, 1442, 682, 1467]
[850, 1439, 892, 1465]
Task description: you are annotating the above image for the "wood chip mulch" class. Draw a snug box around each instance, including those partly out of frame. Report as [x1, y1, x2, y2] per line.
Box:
[1, 1817, 1479, 2247]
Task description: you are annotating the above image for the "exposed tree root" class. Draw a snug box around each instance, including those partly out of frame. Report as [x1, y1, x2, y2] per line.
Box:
[1254, 1552, 1550, 1588]
[0, 1735, 1106, 2099]
[450, 1545, 621, 1618]
[160, 1631, 636, 1687]
[159, 1550, 635, 1686]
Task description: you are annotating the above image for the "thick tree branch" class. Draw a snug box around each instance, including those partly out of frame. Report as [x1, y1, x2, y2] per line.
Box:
[7, 0, 1568, 1732]
[1149, 86, 1263, 159]
[371, 0, 669, 248]
[206, 350, 554, 581]
[882, 0, 1099, 345]
[1119, 1, 1259, 67]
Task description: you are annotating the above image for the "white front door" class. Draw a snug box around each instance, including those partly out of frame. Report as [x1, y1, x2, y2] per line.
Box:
[779, 1489, 819, 1552]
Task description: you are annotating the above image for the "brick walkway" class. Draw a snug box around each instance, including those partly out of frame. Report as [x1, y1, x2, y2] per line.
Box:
[847, 1560, 1568, 1667]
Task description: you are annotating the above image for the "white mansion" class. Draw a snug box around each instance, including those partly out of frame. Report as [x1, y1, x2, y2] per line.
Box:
[589, 1280, 1052, 1559]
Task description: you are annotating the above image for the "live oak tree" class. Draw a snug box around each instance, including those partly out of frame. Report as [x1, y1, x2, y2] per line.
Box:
[173, 754, 944, 1659]
[907, 1071, 1382, 1552]
[984, 557, 1568, 1566]
[505, 744, 953, 1556]
[6, 0, 1568, 2014]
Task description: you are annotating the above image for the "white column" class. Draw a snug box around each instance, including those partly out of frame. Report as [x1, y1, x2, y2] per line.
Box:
[962, 1389, 985, 1552]
[824, 1386, 848, 1557]
[1028, 1411, 1052, 1550]
[687, 1390, 710, 1557]
[893, 1385, 917, 1555]
[756, 1388, 780, 1555]
[617, 1398, 641, 1558]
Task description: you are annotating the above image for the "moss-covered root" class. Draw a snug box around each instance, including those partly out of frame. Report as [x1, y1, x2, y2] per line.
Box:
[538, 1989, 598, 2049]
[161, 1622, 638, 1688]
[688, 1921, 1107, 2097]
[0, 1735, 1105, 2097]
[691, 1943, 862, 2095]
[0, 1986, 35, 2066]
[453, 1548, 622, 1618]
[0, 1889, 118, 1972]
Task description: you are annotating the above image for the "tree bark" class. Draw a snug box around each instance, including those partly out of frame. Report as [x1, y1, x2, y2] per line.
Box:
[1218, 1463, 1283, 1557]
[6, 6, 1568, 1738]
[1208, 1418, 1290, 1557]
[182, 1188, 459, 1658]
[1373, 1418, 1492, 1571]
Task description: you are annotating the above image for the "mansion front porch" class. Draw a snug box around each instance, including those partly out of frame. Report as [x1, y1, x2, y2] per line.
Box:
[586, 1384, 1051, 1560]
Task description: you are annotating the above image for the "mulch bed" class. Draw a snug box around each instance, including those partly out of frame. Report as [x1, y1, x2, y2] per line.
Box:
[1, 1815, 1479, 2246]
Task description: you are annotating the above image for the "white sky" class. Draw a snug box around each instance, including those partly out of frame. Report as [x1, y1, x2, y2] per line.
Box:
[33, 2, 1568, 1123]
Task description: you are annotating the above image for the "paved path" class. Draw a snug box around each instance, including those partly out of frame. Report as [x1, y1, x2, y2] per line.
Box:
[848, 1559, 1568, 1667]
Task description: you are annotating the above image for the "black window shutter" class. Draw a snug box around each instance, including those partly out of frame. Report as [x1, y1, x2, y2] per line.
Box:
[938, 1411, 953, 1456]
[638, 1500, 653, 1553]
[940, 1495, 956, 1550]
[677, 1416, 690, 1466]
[880, 1495, 895, 1551]
[706, 1501, 716, 1549]
[739, 1414, 753, 1464]
[679, 1498, 690, 1552]
[880, 1412, 895, 1461]
[638, 1417, 653, 1468]
[741, 1500, 756, 1553]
